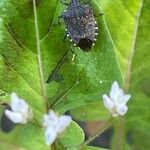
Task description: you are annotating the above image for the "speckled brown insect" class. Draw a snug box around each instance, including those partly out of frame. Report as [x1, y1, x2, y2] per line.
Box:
[61, 0, 98, 52]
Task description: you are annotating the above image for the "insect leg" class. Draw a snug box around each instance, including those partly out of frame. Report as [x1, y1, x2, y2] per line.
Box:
[83, 0, 91, 4]
[63, 34, 68, 42]
[46, 51, 69, 83]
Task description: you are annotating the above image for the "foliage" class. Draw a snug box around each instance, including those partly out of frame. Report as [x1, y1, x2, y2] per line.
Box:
[0, 0, 149, 149]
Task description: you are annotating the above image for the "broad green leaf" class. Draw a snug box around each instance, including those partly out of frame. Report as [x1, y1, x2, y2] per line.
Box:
[125, 0, 150, 149]
[71, 0, 149, 128]
[59, 121, 85, 147]
[0, 0, 122, 118]
[70, 0, 141, 121]
[0, 142, 26, 150]
[127, 0, 150, 127]
[18, 124, 50, 150]
[70, 102, 110, 121]
[105, 0, 150, 149]
[48, 8, 122, 113]
[71, 0, 150, 149]
[99, 0, 141, 78]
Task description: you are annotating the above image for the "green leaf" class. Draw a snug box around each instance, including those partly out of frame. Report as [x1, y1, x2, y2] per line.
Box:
[63, 146, 109, 150]
[49, 10, 122, 113]
[67, 0, 150, 149]
[0, 116, 48, 150]
[127, 0, 150, 126]
[98, 0, 141, 78]
[0, 142, 26, 150]
[125, 0, 150, 149]
[82, 146, 109, 150]
[59, 121, 85, 147]
[18, 124, 50, 150]
[70, 0, 141, 122]
[70, 102, 110, 121]
[102, 0, 150, 149]
[0, 0, 122, 119]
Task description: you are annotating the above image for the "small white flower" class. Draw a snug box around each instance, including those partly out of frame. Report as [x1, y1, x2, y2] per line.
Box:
[43, 110, 72, 145]
[5, 92, 33, 124]
[102, 81, 131, 117]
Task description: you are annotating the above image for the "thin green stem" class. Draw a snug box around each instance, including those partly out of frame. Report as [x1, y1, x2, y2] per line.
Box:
[33, 0, 48, 113]
[113, 117, 125, 150]
[51, 76, 82, 108]
[80, 117, 112, 149]
[51, 144, 55, 150]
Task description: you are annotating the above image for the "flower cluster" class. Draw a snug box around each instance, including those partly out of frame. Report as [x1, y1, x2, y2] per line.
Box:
[2, 92, 72, 145]
[1, 81, 131, 146]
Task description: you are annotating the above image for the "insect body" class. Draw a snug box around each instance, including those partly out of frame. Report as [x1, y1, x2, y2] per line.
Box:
[61, 0, 98, 52]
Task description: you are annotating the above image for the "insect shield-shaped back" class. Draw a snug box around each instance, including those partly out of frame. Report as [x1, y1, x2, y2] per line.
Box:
[0, 103, 16, 133]
[62, 0, 98, 52]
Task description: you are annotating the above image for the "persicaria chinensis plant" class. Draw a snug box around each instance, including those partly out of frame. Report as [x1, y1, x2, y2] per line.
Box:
[0, 0, 149, 150]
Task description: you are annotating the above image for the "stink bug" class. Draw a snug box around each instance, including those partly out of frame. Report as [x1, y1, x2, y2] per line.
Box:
[60, 0, 98, 52]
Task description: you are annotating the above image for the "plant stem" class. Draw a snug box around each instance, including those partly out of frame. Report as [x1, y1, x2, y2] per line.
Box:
[113, 117, 125, 150]
[51, 144, 55, 150]
[80, 118, 112, 149]
[33, 0, 48, 113]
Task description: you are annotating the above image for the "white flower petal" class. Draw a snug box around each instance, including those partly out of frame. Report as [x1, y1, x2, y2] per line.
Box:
[43, 111, 59, 129]
[110, 81, 120, 102]
[102, 94, 114, 111]
[43, 110, 72, 144]
[11, 93, 29, 115]
[9, 93, 33, 124]
[49, 110, 59, 123]
[43, 114, 49, 127]
[57, 115, 72, 133]
[5, 109, 24, 124]
[119, 94, 131, 104]
[116, 104, 128, 116]
[119, 89, 124, 97]
[18, 99, 29, 113]
[44, 127, 57, 145]
[11, 92, 20, 112]
[49, 110, 58, 118]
